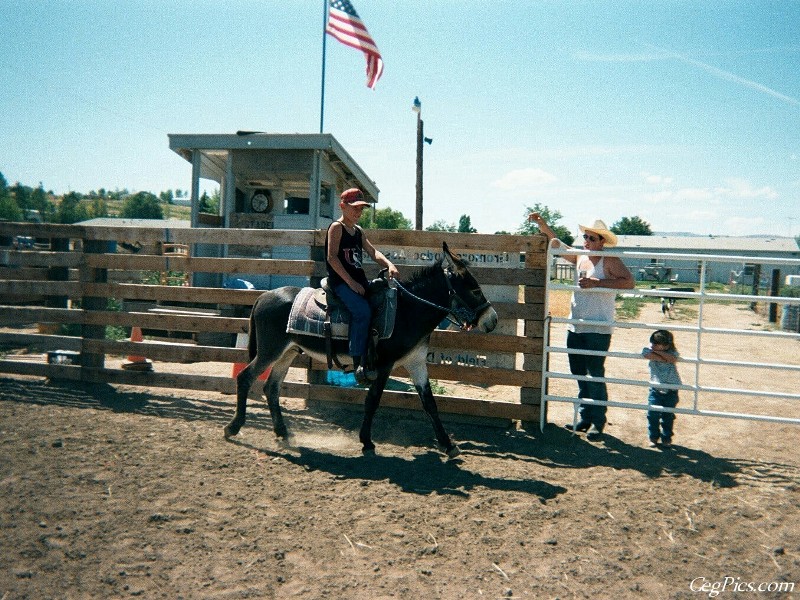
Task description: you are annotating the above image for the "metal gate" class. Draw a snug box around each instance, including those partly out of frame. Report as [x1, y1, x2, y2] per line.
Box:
[540, 244, 800, 431]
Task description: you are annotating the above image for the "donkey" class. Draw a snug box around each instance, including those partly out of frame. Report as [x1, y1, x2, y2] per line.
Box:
[224, 242, 498, 458]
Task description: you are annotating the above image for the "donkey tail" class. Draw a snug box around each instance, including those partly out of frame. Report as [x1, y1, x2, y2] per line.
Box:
[248, 311, 257, 361]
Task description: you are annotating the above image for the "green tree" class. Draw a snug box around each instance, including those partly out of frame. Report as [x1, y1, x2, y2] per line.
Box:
[199, 189, 220, 214]
[108, 188, 129, 202]
[458, 214, 477, 233]
[359, 206, 412, 230]
[11, 182, 32, 211]
[611, 216, 652, 236]
[56, 192, 89, 224]
[29, 184, 53, 219]
[518, 203, 574, 246]
[121, 191, 163, 219]
[0, 195, 23, 221]
[426, 219, 457, 232]
[89, 196, 109, 218]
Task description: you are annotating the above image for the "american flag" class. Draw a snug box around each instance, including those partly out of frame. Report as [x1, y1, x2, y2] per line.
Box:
[326, 0, 384, 89]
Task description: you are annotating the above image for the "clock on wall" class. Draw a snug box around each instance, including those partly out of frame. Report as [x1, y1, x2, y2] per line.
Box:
[250, 190, 272, 213]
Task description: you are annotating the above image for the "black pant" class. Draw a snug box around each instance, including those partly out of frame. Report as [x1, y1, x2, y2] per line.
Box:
[567, 331, 611, 429]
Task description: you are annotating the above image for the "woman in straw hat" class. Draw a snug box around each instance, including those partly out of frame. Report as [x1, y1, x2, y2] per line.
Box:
[529, 213, 634, 440]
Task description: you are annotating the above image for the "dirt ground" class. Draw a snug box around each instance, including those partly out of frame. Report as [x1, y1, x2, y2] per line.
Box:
[1, 302, 799, 599]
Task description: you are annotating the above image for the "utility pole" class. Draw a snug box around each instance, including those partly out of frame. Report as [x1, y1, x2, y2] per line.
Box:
[413, 96, 423, 230]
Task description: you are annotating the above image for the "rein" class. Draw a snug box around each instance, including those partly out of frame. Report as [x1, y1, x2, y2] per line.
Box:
[393, 267, 491, 330]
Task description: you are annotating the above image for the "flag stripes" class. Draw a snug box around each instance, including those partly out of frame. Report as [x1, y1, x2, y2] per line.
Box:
[326, 0, 383, 89]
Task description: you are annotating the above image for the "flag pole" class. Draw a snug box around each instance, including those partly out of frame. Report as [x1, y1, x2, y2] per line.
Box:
[319, 0, 328, 133]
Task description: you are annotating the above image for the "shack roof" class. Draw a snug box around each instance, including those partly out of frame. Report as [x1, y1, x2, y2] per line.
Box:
[168, 132, 379, 203]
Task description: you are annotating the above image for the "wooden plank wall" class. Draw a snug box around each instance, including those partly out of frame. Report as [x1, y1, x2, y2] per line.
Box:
[0, 223, 548, 426]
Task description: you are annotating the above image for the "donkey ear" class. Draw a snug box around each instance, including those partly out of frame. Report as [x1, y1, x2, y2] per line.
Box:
[442, 242, 464, 272]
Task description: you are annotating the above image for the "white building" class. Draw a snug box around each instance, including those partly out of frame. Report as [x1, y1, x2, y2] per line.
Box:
[616, 235, 800, 285]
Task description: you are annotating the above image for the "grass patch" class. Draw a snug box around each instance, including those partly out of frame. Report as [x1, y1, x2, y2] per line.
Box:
[617, 295, 645, 320]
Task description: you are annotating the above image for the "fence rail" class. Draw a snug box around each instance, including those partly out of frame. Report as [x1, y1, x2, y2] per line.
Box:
[0, 222, 548, 426]
[541, 243, 800, 430]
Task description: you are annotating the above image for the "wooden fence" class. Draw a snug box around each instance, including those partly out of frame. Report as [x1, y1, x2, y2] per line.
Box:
[0, 222, 548, 426]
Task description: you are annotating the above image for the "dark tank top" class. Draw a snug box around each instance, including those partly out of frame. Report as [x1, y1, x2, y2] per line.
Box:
[326, 222, 368, 289]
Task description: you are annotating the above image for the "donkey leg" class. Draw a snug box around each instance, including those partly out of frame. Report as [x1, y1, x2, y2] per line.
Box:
[225, 354, 271, 438]
[262, 350, 297, 438]
[405, 356, 460, 459]
[359, 368, 391, 455]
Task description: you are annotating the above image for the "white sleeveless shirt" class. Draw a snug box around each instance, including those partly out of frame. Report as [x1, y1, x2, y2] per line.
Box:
[568, 257, 617, 334]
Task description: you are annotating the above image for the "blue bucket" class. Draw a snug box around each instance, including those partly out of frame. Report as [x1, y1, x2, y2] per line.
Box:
[326, 370, 358, 387]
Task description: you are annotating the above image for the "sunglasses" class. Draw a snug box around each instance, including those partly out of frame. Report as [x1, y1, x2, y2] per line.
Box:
[583, 234, 604, 242]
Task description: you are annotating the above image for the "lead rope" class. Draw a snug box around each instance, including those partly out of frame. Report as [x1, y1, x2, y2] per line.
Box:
[392, 273, 487, 330]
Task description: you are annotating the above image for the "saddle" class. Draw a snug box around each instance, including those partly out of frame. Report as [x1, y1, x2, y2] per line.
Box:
[287, 277, 397, 372]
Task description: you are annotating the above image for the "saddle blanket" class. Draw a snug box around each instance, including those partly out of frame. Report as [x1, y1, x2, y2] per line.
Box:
[287, 287, 349, 339]
[287, 284, 397, 340]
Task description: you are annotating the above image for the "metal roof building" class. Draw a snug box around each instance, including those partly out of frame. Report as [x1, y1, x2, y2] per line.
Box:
[168, 132, 379, 232]
[616, 235, 800, 285]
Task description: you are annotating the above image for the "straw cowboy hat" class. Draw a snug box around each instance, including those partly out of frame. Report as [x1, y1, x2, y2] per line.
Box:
[579, 219, 618, 247]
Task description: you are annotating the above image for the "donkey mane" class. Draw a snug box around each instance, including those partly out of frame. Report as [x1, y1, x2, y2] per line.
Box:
[403, 260, 445, 290]
[401, 256, 471, 292]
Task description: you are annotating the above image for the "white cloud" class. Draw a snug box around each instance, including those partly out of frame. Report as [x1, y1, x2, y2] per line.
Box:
[674, 187, 717, 202]
[642, 173, 674, 185]
[723, 215, 768, 236]
[642, 190, 675, 203]
[491, 168, 557, 191]
[718, 178, 778, 200]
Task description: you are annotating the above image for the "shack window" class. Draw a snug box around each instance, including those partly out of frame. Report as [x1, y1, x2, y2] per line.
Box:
[285, 197, 309, 215]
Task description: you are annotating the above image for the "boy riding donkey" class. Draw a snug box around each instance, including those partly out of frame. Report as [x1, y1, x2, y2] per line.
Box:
[325, 188, 399, 384]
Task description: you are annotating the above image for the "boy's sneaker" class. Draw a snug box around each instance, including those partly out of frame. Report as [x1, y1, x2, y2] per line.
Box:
[354, 366, 369, 385]
[661, 438, 672, 447]
[648, 438, 659, 448]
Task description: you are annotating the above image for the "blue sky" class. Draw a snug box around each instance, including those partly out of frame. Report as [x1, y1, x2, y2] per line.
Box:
[2, 0, 799, 237]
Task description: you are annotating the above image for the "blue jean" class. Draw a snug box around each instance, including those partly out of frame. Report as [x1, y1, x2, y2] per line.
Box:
[567, 331, 611, 429]
[334, 283, 372, 360]
[647, 389, 679, 441]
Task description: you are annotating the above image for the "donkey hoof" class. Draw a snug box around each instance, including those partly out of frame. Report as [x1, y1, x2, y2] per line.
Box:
[223, 425, 239, 439]
[273, 425, 288, 439]
[446, 445, 462, 460]
[361, 445, 376, 457]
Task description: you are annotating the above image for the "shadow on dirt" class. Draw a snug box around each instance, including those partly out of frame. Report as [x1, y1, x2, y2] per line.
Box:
[458, 424, 747, 488]
[228, 436, 568, 501]
[5, 376, 797, 490]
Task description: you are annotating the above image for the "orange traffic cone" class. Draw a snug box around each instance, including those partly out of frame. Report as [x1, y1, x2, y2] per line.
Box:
[122, 326, 153, 371]
[232, 333, 270, 380]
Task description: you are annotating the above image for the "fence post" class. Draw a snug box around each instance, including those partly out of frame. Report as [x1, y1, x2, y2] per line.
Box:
[79, 237, 108, 373]
[769, 269, 781, 323]
[520, 235, 548, 430]
[47, 237, 70, 310]
[750, 263, 762, 310]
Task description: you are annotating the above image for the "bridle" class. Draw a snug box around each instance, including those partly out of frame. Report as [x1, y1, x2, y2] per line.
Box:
[392, 265, 491, 330]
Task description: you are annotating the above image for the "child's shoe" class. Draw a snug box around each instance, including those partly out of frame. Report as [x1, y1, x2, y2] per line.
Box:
[354, 365, 369, 385]
[648, 437, 659, 448]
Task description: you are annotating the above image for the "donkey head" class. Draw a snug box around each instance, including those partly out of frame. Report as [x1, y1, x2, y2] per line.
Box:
[441, 242, 498, 333]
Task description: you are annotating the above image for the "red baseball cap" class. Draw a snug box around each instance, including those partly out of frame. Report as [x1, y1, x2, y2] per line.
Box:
[340, 188, 370, 207]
